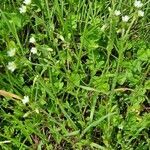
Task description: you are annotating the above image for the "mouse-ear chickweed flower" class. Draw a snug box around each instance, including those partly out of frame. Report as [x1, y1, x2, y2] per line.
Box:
[22, 96, 29, 104]
[23, 0, 31, 5]
[7, 48, 16, 57]
[29, 37, 36, 44]
[138, 10, 144, 17]
[35, 108, 39, 114]
[19, 5, 26, 13]
[122, 15, 130, 22]
[134, 0, 143, 8]
[108, 7, 111, 12]
[31, 47, 37, 54]
[47, 47, 53, 52]
[114, 10, 121, 16]
[7, 62, 17, 72]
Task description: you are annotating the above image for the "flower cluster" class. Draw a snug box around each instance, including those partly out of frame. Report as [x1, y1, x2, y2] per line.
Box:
[19, 0, 32, 14]
[114, 0, 144, 22]
[6, 36, 38, 72]
[29, 36, 38, 54]
[114, 9, 130, 22]
[134, 1, 144, 17]
[7, 48, 17, 72]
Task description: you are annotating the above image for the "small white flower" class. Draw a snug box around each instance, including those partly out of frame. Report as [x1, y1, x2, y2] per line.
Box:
[29, 37, 36, 44]
[22, 96, 29, 104]
[30, 47, 37, 54]
[56, 60, 60, 64]
[114, 10, 121, 16]
[134, 0, 143, 8]
[35, 108, 39, 114]
[19, 5, 27, 14]
[138, 10, 144, 17]
[108, 7, 111, 12]
[7, 48, 16, 57]
[47, 48, 53, 52]
[7, 62, 17, 72]
[122, 15, 130, 22]
[23, 0, 31, 5]
[118, 124, 123, 130]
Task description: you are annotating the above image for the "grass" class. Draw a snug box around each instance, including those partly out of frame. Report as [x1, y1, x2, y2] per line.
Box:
[0, 0, 150, 149]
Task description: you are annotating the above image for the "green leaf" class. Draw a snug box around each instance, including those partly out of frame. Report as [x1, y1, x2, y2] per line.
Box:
[137, 48, 150, 61]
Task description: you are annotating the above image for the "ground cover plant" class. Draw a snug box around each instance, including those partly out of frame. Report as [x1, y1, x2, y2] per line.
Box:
[0, 0, 150, 149]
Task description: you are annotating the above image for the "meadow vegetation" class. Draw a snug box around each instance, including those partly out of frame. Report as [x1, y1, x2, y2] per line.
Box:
[0, 0, 150, 149]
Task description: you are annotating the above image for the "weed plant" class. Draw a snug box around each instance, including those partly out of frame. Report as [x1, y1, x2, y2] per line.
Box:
[0, 0, 150, 149]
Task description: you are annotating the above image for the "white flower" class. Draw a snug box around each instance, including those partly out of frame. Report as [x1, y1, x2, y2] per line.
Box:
[7, 48, 16, 57]
[114, 10, 121, 16]
[138, 10, 144, 17]
[134, 0, 143, 8]
[22, 96, 29, 104]
[7, 62, 17, 72]
[23, 0, 31, 5]
[47, 48, 53, 52]
[19, 5, 26, 14]
[30, 47, 37, 54]
[29, 37, 36, 44]
[35, 108, 39, 114]
[108, 7, 111, 12]
[118, 124, 123, 130]
[122, 15, 130, 22]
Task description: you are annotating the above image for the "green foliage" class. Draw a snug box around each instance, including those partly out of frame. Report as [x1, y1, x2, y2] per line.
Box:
[0, 0, 149, 149]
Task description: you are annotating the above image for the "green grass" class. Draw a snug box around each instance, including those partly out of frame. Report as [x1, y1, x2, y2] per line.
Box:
[0, 0, 150, 149]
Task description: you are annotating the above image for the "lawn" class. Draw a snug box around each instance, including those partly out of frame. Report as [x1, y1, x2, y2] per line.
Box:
[0, 0, 150, 149]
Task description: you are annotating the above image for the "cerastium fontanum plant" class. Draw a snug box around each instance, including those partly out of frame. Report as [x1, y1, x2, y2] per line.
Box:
[0, 0, 150, 149]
